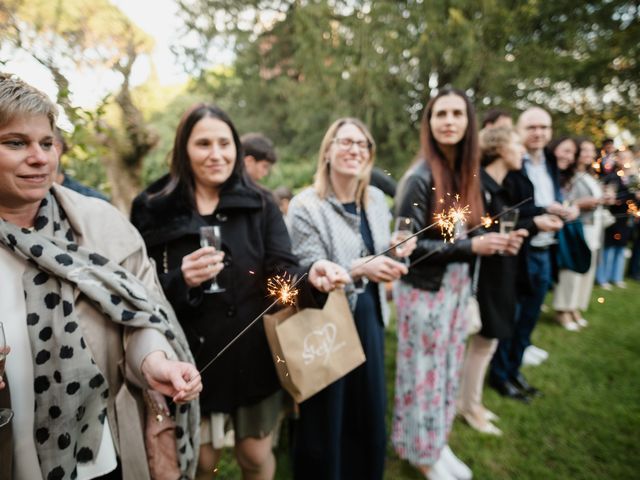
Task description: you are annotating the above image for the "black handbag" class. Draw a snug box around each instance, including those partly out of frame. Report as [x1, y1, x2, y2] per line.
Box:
[556, 220, 592, 274]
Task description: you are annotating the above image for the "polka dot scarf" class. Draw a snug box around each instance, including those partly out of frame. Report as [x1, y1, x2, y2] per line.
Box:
[0, 192, 198, 480]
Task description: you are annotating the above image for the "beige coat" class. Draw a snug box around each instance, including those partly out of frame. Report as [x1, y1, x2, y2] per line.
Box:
[0, 185, 181, 480]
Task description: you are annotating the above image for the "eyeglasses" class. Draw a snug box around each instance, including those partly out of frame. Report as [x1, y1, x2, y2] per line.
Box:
[333, 137, 371, 151]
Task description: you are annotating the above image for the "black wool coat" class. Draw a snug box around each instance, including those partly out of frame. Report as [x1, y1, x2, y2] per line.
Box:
[477, 170, 521, 339]
[131, 174, 309, 413]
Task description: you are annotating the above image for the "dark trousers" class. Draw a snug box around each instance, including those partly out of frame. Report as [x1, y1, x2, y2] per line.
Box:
[292, 314, 386, 480]
[490, 249, 552, 383]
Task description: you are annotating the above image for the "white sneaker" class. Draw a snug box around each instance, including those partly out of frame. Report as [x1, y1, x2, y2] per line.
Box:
[426, 457, 457, 480]
[441, 445, 473, 480]
[600, 282, 613, 290]
[561, 321, 580, 332]
[576, 317, 588, 328]
[480, 406, 500, 422]
[522, 348, 543, 366]
[615, 281, 627, 289]
[528, 345, 549, 361]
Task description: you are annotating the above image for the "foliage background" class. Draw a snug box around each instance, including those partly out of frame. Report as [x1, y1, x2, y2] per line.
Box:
[2, 0, 639, 201]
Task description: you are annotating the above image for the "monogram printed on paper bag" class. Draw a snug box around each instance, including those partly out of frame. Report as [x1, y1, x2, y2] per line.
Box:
[302, 323, 346, 365]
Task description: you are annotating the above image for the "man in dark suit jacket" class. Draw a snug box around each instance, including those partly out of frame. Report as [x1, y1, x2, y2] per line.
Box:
[488, 107, 571, 402]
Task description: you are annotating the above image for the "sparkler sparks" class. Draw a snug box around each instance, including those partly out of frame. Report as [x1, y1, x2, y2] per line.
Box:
[267, 274, 300, 306]
[435, 194, 470, 243]
[481, 214, 493, 229]
[183, 273, 309, 387]
[410, 197, 533, 268]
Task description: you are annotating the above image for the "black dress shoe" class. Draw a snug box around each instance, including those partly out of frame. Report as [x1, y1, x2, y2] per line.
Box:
[511, 373, 542, 397]
[488, 378, 530, 403]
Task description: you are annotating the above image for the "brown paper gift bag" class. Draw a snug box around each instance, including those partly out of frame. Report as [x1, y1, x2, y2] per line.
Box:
[263, 289, 366, 403]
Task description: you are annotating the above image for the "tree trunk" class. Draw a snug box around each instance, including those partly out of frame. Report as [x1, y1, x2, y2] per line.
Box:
[102, 151, 142, 215]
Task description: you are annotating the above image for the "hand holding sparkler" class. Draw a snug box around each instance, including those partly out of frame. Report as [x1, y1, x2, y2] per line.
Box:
[409, 197, 534, 267]
[504, 229, 529, 256]
[470, 232, 510, 256]
[308, 259, 351, 292]
[140, 351, 203, 404]
[179, 272, 311, 397]
[546, 201, 577, 221]
[533, 214, 564, 232]
[350, 255, 408, 284]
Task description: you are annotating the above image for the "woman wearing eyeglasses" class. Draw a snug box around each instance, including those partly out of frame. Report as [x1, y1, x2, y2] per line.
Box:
[287, 118, 415, 480]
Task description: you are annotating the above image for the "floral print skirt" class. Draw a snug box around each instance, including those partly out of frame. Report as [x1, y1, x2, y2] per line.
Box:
[392, 263, 470, 466]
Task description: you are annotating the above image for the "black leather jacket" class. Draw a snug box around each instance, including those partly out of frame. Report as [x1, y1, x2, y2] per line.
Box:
[395, 161, 476, 291]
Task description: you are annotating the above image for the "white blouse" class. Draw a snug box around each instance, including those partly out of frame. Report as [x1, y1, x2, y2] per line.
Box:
[0, 246, 117, 480]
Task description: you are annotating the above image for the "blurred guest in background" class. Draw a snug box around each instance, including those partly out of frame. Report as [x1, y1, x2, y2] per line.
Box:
[553, 138, 606, 329]
[489, 107, 568, 401]
[457, 126, 527, 436]
[241, 132, 277, 183]
[53, 127, 110, 202]
[481, 108, 513, 130]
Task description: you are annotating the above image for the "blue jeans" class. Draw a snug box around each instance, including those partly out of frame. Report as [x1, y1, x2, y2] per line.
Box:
[490, 248, 552, 383]
[628, 225, 640, 279]
[596, 246, 626, 284]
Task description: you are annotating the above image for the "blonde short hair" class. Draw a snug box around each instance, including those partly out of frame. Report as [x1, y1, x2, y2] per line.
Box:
[0, 73, 57, 129]
[314, 117, 376, 207]
[479, 126, 516, 167]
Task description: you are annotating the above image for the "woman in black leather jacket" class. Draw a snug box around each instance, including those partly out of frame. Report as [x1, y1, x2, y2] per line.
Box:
[130, 103, 348, 479]
[391, 89, 513, 480]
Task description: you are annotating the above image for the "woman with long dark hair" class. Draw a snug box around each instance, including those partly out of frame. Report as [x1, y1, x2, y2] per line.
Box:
[392, 89, 513, 480]
[130, 103, 348, 479]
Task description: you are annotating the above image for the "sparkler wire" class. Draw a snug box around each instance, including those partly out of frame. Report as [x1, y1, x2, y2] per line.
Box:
[187, 272, 309, 384]
[357, 219, 441, 266]
[409, 197, 533, 268]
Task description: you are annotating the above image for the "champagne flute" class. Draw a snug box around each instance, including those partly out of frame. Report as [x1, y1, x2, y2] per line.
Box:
[498, 208, 519, 255]
[199, 226, 225, 293]
[0, 322, 13, 428]
[393, 217, 414, 265]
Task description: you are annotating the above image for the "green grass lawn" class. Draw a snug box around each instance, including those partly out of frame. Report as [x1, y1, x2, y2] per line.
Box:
[213, 281, 640, 479]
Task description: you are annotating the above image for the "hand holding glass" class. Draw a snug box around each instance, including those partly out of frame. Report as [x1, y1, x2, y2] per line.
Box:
[0, 322, 13, 428]
[393, 217, 414, 265]
[498, 209, 519, 255]
[199, 226, 225, 294]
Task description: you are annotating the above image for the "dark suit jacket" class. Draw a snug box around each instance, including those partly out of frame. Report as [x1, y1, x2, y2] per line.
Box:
[503, 148, 562, 295]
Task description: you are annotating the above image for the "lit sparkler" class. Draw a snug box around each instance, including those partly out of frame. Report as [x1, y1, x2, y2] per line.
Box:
[436, 194, 470, 243]
[180, 272, 309, 394]
[410, 197, 533, 268]
[267, 274, 300, 306]
[481, 214, 493, 229]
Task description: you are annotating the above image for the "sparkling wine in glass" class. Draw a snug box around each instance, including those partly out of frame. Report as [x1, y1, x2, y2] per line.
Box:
[0, 322, 13, 428]
[393, 217, 414, 265]
[499, 209, 519, 235]
[498, 208, 519, 255]
[199, 226, 225, 294]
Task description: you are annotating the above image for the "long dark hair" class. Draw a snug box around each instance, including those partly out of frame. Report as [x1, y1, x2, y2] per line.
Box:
[159, 103, 245, 207]
[548, 136, 579, 188]
[419, 88, 482, 225]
